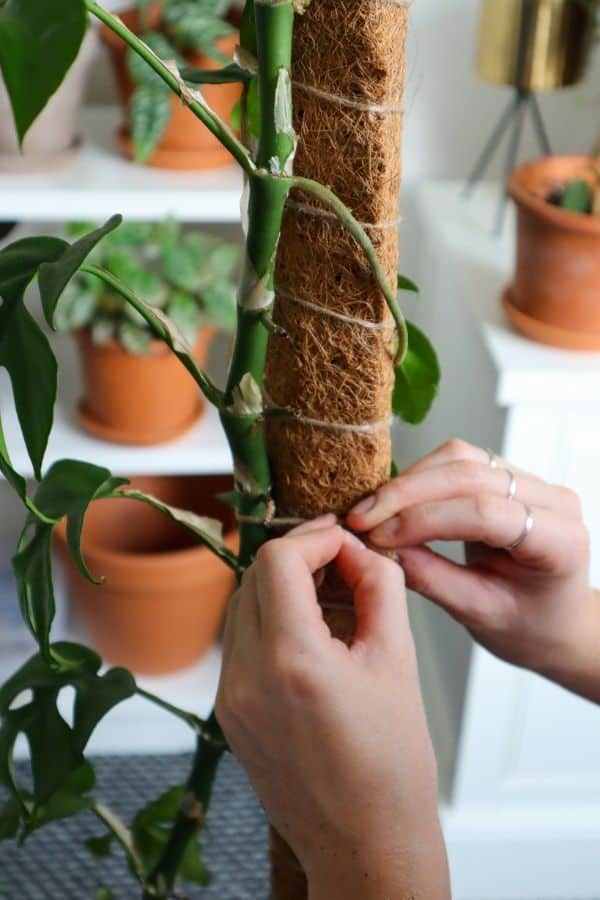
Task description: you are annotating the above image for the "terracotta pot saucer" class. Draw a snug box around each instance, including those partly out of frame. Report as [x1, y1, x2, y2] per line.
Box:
[77, 398, 203, 446]
[502, 287, 600, 353]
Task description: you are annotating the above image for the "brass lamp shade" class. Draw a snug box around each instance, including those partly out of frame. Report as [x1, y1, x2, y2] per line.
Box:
[477, 0, 595, 91]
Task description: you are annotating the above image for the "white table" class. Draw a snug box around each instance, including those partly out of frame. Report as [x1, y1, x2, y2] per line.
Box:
[400, 180, 600, 900]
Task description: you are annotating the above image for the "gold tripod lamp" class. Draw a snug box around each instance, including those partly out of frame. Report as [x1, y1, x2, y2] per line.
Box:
[467, 0, 595, 228]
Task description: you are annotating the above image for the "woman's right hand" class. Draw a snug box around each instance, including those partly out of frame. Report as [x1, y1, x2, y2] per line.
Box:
[347, 439, 600, 703]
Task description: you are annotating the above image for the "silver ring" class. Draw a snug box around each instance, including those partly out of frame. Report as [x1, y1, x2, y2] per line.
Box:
[486, 448, 499, 469]
[506, 504, 534, 551]
[506, 469, 517, 501]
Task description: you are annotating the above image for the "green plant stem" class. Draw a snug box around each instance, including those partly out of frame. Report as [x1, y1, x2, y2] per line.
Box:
[91, 800, 146, 883]
[284, 174, 409, 363]
[143, 713, 226, 899]
[221, 0, 294, 569]
[135, 687, 213, 736]
[81, 264, 223, 408]
[144, 4, 295, 895]
[84, 0, 254, 176]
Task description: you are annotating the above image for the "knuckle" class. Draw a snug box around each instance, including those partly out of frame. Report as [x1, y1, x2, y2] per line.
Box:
[442, 437, 472, 460]
[255, 539, 284, 568]
[458, 459, 486, 485]
[557, 485, 583, 517]
[473, 492, 501, 524]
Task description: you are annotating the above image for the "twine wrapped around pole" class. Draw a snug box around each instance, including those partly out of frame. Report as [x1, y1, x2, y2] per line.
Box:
[264, 0, 409, 896]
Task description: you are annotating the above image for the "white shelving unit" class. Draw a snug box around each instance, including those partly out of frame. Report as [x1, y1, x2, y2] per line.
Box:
[0, 106, 243, 223]
[0, 334, 232, 480]
[402, 180, 600, 900]
[0, 106, 240, 752]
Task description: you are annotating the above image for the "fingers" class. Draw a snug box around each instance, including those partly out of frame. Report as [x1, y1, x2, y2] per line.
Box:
[368, 495, 583, 573]
[254, 525, 345, 646]
[396, 545, 501, 630]
[348, 448, 580, 531]
[335, 534, 408, 656]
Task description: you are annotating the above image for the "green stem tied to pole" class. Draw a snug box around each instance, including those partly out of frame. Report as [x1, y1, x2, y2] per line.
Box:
[283, 174, 409, 364]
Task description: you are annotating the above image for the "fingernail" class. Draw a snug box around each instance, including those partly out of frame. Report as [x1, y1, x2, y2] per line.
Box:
[349, 495, 376, 517]
[370, 518, 400, 544]
[343, 530, 367, 550]
[308, 514, 338, 529]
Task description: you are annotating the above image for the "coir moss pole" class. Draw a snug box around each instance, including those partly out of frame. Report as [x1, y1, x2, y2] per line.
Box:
[265, 0, 410, 896]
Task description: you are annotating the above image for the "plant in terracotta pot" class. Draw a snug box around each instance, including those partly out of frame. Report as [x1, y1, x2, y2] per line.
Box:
[501, 0, 600, 351]
[54, 218, 239, 444]
[54, 473, 238, 675]
[0, 1, 438, 898]
[505, 151, 600, 351]
[101, 0, 241, 167]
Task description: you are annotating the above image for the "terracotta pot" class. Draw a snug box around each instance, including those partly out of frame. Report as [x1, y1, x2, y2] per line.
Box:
[76, 327, 214, 445]
[100, 4, 241, 170]
[0, 29, 98, 172]
[54, 474, 238, 674]
[504, 155, 600, 351]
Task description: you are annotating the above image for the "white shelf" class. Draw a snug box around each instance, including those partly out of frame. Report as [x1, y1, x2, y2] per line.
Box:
[0, 333, 232, 479]
[0, 106, 244, 223]
[418, 181, 600, 410]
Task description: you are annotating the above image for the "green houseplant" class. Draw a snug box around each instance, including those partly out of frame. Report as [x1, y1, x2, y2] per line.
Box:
[56, 219, 239, 444]
[0, 1, 439, 897]
[101, 0, 242, 167]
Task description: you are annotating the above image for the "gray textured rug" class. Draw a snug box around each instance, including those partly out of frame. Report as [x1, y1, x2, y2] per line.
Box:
[0, 753, 269, 900]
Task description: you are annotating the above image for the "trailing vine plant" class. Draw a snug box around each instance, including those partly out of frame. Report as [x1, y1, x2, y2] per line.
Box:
[0, 0, 439, 896]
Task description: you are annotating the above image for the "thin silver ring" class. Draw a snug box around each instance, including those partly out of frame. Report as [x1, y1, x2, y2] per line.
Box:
[486, 448, 499, 469]
[506, 469, 517, 501]
[506, 503, 534, 551]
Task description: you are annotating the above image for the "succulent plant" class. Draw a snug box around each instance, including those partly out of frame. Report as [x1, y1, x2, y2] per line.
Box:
[54, 219, 239, 354]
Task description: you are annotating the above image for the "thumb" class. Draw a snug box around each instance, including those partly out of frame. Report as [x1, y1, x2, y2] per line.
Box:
[336, 533, 408, 655]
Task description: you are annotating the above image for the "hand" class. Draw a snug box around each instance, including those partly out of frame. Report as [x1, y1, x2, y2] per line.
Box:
[216, 517, 450, 900]
[347, 439, 600, 703]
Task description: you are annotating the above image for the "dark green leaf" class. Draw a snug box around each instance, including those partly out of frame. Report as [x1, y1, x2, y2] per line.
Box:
[72, 668, 136, 752]
[240, 0, 257, 56]
[86, 833, 115, 858]
[216, 490, 242, 511]
[21, 689, 83, 804]
[397, 274, 419, 294]
[390, 460, 399, 478]
[96, 889, 115, 900]
[0, 237, 67, 479]
[38, 216, 123, 327]
[0, 416, 54, 524]
[560, 179, 592, 214]
[133, 785, 210, 885]
[13, 462, 127, 654]
[0, 0, 87, 144]
[0, 795, 21, 841]
[130, 86, 172, 163]
[0, 642, 100, 712]
[392, 322, 440, 426]
[13, 527, 55, 658]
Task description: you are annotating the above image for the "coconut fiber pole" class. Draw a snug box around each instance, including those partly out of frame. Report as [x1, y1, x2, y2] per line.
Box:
[264, 0, 410, 896]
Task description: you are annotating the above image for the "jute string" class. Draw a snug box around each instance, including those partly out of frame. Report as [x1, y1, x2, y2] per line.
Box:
[277, 287, 397, 332]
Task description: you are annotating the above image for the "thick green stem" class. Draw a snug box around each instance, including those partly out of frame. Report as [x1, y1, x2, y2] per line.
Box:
[84, 0, 254, 175]
[221, 0, 295, 568]
[143, 3, 295, 896]
[143, 713, 226, 899]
